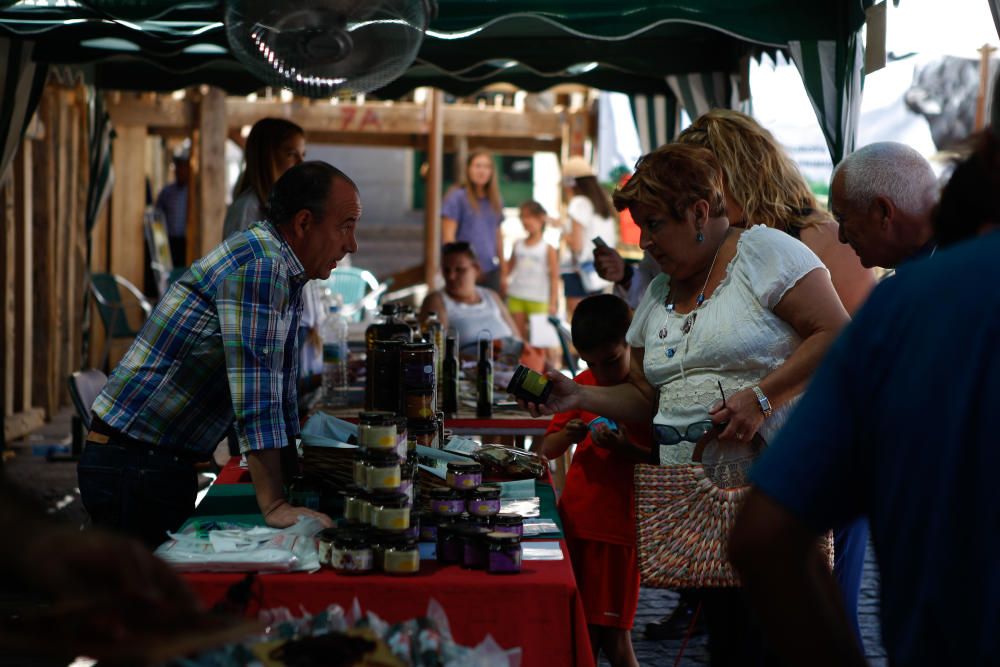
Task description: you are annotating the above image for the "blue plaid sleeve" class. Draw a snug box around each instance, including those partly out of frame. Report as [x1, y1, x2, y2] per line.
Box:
[283, 292, 302, 438]
[218, 257, 295, 453]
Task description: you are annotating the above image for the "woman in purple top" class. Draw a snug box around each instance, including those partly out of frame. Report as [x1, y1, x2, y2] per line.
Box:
[442, 149, 506, 292]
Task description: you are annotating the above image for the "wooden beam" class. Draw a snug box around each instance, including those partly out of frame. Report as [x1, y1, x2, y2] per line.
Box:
[13, 140, 33, 414]
[53, 93, 71, 406]
[424, 90, 444, 288]
[109, 124, 148, 300]
[63, 91, 81, 384]
[107, 93, 191, 131]
[2, 173, 13, 419]
[194, 87, 227, 258]
[31, 90, 58, 415]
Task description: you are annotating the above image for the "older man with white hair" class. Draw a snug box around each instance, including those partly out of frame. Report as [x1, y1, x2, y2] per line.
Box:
[831, 141, 938, 269]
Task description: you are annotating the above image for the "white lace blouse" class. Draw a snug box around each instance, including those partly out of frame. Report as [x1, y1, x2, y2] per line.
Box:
[626, 225, 827, 463]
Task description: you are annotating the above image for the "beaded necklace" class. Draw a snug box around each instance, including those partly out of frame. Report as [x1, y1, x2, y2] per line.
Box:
[658, 234, 726, 358]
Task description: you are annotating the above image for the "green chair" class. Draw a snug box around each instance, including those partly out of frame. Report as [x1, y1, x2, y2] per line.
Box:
[89, 272, 152, 370]
[548, 315, 579, 378]
[319, 267, 389, 322]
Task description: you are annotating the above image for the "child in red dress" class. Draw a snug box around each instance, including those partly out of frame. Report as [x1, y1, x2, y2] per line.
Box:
[534, 294, 651, 667]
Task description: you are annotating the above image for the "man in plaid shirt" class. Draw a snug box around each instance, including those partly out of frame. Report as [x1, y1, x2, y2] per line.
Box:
[79, 161, 358, 546]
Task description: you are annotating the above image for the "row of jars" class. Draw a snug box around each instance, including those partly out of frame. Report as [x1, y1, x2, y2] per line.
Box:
[318, 526, 420, 576]
[437, 520, 523, 574]
[359, 410, 443, 456]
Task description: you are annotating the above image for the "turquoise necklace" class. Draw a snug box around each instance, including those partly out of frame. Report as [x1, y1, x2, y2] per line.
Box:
[660, 236, 725, 359]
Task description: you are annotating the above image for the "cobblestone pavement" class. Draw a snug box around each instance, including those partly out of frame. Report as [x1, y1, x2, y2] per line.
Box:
[7, 409, 889, 666]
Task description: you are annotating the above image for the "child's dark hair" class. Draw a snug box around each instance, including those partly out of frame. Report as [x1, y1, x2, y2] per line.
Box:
[571, 294, 631, 352]
[519, 200, 547, 230]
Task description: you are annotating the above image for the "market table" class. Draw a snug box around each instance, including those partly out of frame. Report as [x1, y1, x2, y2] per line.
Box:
[183, 461, 594, 667]
[318, 404, 551, 442]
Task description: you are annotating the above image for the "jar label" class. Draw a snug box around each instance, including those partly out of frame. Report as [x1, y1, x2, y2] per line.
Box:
[331, 547, 373, 572]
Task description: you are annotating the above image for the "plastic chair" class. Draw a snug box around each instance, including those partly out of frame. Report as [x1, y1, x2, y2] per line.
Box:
[547, 315, 579, 378]
[319, 267, 389, 322]
[89, 272, 153, 370]
[61, 368, 107, 461]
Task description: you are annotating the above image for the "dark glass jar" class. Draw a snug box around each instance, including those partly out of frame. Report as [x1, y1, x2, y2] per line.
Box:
[436, 523, 463, 565]
[428, 487, 465, 517]
[506, 364, 553, 404]
[486, 532, 522, 574]
[418, 512, 439, 542]
[365, 304, 412, 410]
[492, 513, 524, 537]
[408, 418, 438, 451]
[369, 339, 405, 413]
[405, 389, 436, 420]
[401, 342, 435, 389]
[459, 526, 492, 569]
[467, 484, 502, 517]
[446, 460, 482, 490]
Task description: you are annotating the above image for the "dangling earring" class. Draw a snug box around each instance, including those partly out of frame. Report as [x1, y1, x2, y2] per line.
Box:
[696, 229, 704, 243]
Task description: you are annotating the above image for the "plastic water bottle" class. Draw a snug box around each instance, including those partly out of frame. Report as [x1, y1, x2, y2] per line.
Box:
[321, 305, 349, 406]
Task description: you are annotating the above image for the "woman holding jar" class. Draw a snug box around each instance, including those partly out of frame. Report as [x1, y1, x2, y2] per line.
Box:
[442, 149, 506, 292]
[520, 143, 849, 665]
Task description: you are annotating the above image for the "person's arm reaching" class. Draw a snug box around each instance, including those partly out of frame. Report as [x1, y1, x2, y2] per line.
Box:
[442, 216, 458, 244]
[547, 244, 560, 315]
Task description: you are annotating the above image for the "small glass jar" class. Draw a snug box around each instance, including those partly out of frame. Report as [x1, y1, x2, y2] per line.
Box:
[330, 533, 373, 575]
[436, 523, 463, 565]
[343, 486, 368, 524]
[408, 418, 439, 451]
[467, 484, 502, 517]
[459, 526, 492, 570]
[492, 513, 524, 537]
[317, 527, 339, 566]
[353, 449, 369, 489]
[383, 537, 421, 576]
[369, 491, 411, 531]
[366, 449, 401, 492]
[447, 461, 482, 490]
[486, 532, 522, 574]
[429, 487, 466, 517]
[418, 512, 439, 542]
[359, 411, 397, 450]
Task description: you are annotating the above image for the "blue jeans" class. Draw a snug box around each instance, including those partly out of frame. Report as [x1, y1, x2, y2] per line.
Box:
[77, 442, 197, 548]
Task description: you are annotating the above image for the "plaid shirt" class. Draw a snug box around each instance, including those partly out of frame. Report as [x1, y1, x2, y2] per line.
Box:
[94, 221, 306, 457]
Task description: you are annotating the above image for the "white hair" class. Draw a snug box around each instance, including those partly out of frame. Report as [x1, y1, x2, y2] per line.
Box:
[833, 142, 937, 217]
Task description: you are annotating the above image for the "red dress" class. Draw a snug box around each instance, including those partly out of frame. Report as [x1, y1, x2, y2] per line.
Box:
[545, 369, 651, 629]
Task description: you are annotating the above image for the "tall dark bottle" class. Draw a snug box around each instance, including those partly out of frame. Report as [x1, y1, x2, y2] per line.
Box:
[442, 336, 459, 416]
[476, 338, 493, 418]
[365, 303, 412, 410]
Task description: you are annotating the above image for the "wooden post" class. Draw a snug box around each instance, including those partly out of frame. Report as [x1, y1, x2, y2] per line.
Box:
[194, 87, 227, 259]
[13, 140, 33, 413]
[975, 44, 998, 131]
[32, 89, 58, 415]
[424, 89, 444, 287]
[2, 174, 13, 419]
[53, 93, 70, 402]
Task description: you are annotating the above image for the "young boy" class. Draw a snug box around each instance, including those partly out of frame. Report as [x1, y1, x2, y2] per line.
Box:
[534, 294, 650, 667]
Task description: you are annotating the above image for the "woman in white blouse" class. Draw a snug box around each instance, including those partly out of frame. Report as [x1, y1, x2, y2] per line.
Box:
[523, 143, 849, 664]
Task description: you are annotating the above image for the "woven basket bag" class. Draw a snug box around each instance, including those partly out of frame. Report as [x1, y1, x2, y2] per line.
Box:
[634, 430, 833, 589]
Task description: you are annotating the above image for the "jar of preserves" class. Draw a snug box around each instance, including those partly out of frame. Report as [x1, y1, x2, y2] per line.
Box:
[330, 532, 373, 575]
[407, 418, 438, 451]
[343, 486, 368, 524]
[383, 537, 420, 576]
[436, 523, 462, 565]
[446, 461, 482, 490]
[359, 411, 397, 450]
[486, 532, 522, 574]
[428, 487, 465, 517]
[318, 527, 339, 566]
[492, 513, 524, 537]
[366, 449, 401, 492]
[369, 491, 411, 531]
[401, 342, 435, 389]
[459, 526, 492, 570]
[467, 484, 502, 517]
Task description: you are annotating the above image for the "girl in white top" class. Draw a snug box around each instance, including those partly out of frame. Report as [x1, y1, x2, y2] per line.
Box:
[560, 156, 617, 317]
[506, 201, 560, 338]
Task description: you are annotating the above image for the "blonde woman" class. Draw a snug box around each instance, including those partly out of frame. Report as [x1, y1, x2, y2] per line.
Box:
[442, 149, 506, 292]
[677, 109, 874, 314]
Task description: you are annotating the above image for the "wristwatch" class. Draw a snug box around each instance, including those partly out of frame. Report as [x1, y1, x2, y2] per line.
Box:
[752, 385, 773, 418]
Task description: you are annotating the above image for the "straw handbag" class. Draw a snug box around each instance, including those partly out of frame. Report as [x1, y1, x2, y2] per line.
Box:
[634, 430, 833, 589]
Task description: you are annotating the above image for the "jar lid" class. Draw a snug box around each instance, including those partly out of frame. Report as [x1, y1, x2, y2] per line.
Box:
[369, 491, 409, 508]
[447, 460, 482, 473]
[428, 487, 462, 500]
[367, 449, 400, 464]
[359, 411, 396, 424]
[493, 513, 523, 526]
[471, 484, 501, 499]
[487, 531, 521, 545]
[333, 531, 368, 548]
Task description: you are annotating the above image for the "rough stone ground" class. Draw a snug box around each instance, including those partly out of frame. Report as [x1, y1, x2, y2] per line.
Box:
[6, 409, 889, 666]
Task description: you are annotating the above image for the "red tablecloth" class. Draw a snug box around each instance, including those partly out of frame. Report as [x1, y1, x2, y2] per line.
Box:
[196, 458, 594, 667]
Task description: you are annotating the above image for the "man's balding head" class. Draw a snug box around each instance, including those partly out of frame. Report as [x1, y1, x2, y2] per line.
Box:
[831, 142, 937, 268]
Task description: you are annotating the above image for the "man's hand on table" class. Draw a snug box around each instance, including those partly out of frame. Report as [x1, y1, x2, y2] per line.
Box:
[263, 500, 335, 529]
